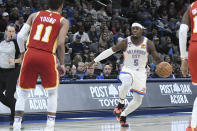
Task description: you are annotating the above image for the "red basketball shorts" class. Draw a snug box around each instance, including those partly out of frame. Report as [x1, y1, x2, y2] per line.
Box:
[189, 42, 197, 85]
[18, 48, 59, 89]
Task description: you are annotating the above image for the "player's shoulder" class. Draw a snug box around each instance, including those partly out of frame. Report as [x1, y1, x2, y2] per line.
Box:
[60, 17, 69, 25]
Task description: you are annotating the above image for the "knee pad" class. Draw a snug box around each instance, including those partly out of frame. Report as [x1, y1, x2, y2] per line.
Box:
[47, 89, 58, 113]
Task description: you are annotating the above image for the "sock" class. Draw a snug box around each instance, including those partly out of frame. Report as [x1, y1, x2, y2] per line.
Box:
[47, 115, 56, 121]
[14, 116, 22, 123]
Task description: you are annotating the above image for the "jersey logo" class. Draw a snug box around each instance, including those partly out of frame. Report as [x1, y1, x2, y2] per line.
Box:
[141, 44, 146, 49]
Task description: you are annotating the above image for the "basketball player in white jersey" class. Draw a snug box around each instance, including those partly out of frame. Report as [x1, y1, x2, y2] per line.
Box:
[88, 23, 162, 127]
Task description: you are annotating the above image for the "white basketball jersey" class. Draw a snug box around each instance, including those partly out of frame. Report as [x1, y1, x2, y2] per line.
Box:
[122, 36, 149, 71]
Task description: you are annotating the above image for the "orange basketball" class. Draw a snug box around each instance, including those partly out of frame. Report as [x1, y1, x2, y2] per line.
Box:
[155, 62, 173, 78]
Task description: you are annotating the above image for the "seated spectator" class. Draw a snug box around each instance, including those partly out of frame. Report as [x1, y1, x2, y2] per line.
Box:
[61, 64, 71, 80]
[76, 62, 85, 78]
[0, 12, 9, 32]
[97, 64, 117, 79]
[82, 45, 90, 62]
[69, 34, 84, 59]
[73, 26, 90, 43]
[88, 25, 99, 43]
[93, 62, 102, 76]
[67, 64, 80, 80]
[72, 54, 83, 65]
[81, 64, 97, 79]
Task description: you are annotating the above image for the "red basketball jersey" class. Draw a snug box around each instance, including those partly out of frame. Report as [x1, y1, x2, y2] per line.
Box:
[27, 10, 63, 53]
[190, 2, 197, 42]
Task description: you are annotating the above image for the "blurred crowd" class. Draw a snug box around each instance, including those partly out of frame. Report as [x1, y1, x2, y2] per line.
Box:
[0, 0, 194, 80]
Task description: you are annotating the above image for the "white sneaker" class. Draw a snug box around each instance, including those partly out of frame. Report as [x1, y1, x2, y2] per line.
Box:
[13, 116, 22, 130]
[44, 126, 54, 131]
[13, 121, 21, 131]
[44, 120, 55, 131]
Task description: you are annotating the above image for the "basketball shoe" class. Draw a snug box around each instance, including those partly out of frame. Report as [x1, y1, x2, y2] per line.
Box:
[114, 103, 125, 116]
[13, 116, 22, 130]
[120, 116, 129, 127]
[44, 115, 55, 131]
[114, 102, 125, 121]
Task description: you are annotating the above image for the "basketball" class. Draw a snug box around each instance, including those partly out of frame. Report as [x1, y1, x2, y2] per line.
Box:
[155, 62, 173, 78]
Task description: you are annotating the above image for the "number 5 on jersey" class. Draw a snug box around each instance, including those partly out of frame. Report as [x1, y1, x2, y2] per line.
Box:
[33, 24, 52, 43]
[134, 59, 139, 66]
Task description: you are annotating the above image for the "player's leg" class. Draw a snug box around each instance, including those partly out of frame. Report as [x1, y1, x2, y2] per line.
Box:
[13, 88, 29, 129]
[118, 92, 144, 127]
[45, 89, 58, 129]
[187, 43, 197, 130]
[39, 53, 59, 129]
[13, 49, 38, 130]
[114, 73, 133, 116]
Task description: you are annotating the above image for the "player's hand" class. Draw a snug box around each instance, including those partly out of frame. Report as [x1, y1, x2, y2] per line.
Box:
[58, 65, 66, 77]
[8, 58, 15, 64]
[181, 59, 188, 77]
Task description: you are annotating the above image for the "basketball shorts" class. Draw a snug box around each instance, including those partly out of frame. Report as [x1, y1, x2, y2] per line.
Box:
[18, 48, 59, 89]
[189, 42, 197, 85]
[120, 67, 147, 95]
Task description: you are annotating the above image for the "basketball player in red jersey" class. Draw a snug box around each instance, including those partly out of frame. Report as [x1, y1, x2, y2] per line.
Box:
[13, 0, 69, 130]
[179, 1, 197, 131]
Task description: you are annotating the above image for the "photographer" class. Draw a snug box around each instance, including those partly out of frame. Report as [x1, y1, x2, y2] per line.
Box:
[0, 24, 21, 125]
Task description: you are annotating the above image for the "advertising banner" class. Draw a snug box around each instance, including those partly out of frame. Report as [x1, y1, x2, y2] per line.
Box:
[0, 80, 196, 114]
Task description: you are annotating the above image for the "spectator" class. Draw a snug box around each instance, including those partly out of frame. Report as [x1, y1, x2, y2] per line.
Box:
[76, 62, 85, 78]
[93, 62, 102, 76]
[68, 64, 80, 80]
[15, 16, 24, 33]
[97, 64, 117, 79]
[0, 12, 9, 32]
[88, 25, 99, 43]
[72, 54, 83, 65]
[73, 26, 90, 43]
[82, 64, 97, 79]
[69, 34, 84, 59]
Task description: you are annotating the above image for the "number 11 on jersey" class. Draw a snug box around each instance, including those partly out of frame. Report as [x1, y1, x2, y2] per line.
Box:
[33, 24, 52, 43]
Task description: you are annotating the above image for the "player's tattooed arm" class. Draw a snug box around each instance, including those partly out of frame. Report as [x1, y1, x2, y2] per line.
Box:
[147, 40, 162, 64]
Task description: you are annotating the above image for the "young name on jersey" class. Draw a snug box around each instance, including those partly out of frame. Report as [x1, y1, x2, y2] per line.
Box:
[40, 16, 56, 24]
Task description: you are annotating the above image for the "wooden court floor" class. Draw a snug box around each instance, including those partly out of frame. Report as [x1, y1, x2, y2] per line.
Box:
[0, 112, 191, 131]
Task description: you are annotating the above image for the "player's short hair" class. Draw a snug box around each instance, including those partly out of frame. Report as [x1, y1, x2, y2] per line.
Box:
[47, 0, 63, 10]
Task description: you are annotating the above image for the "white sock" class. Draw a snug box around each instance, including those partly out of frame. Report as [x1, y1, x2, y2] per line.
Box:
[14, 116, 22, 122]
[47, 115, 56, 121]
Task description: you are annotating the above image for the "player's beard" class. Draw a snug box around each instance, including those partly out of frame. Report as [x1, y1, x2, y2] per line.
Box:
[132, 35, 139, 40]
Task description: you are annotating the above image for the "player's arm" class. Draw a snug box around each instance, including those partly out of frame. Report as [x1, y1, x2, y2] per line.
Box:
[147, 40, 162, 64]
[89, 39, 127, 66]
[179, 6, 190, 60]
[179, 6, 191, 77]
[17, 13, 36, 54]
[56, 18, 69, 66]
